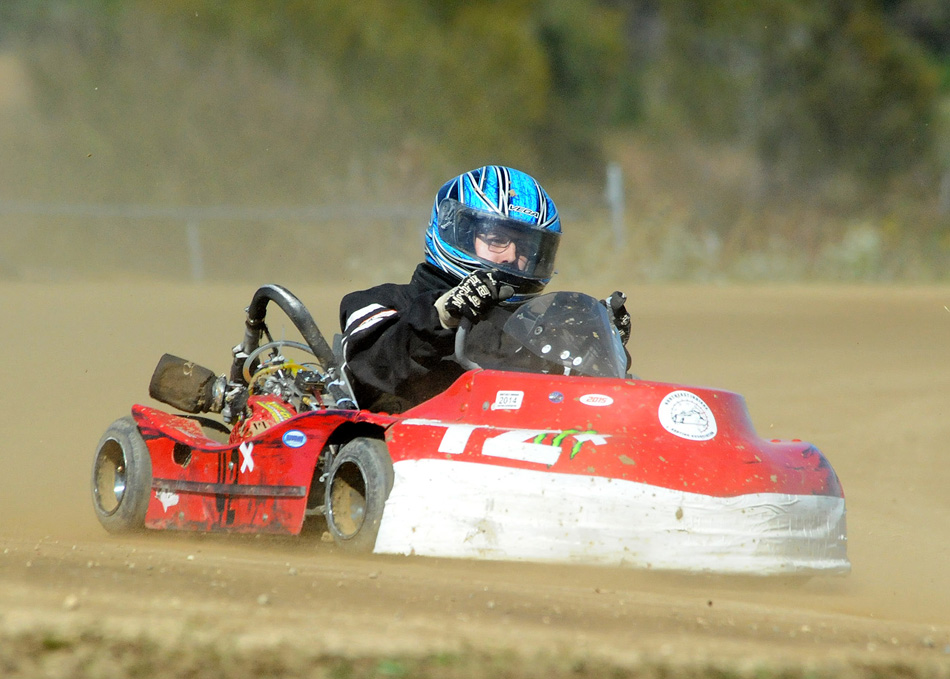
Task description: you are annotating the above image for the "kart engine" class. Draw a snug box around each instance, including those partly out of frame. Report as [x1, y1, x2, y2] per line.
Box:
[148, 284, 357, 426]
[148, 347, 351, 426]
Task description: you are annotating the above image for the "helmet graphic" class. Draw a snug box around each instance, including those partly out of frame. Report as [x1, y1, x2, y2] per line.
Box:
[424, 166, 561, 301]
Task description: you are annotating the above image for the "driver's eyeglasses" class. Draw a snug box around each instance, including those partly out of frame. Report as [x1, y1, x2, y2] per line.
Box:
[477, 232, 516, 253]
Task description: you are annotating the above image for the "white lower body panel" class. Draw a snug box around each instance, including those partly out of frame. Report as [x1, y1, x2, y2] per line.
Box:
[373, 459, 849, 576]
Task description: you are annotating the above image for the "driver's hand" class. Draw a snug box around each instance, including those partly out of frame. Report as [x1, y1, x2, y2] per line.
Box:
[438, 271, 507, 327]
[602, 290, 632, 345]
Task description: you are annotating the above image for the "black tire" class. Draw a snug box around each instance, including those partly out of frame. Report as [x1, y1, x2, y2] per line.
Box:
[91, 416, 153, 533]
[325, 437, 394, 552]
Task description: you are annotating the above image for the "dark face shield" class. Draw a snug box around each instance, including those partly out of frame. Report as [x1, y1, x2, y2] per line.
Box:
[437, 199, 559, 280]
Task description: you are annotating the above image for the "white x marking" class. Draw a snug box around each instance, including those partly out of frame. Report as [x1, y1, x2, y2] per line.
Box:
[239, 441, 255, 473]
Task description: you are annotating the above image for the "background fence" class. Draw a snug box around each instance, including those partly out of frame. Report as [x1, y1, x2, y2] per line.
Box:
[0, 199, 423, 283]
[0, 169, 627, 287]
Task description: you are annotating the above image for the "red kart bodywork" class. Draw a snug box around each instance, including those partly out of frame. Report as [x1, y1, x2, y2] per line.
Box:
[134, 403, 396, 534]
[133, 368, 842, 546]
[386, 371, 840, 498]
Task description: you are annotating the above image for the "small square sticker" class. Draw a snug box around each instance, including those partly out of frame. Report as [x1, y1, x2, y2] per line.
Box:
[491, 390, 524, 410]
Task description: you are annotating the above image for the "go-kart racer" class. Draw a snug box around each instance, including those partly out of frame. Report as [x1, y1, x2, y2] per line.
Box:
[339, 165, 631, 413]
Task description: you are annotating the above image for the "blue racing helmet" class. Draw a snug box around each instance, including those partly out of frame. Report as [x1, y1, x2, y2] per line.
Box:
[424, 166, 561, 301]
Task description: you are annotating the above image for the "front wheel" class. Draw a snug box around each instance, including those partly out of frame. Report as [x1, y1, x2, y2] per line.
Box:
[325, 437, 394, 552]
[91, 416, 153, 533]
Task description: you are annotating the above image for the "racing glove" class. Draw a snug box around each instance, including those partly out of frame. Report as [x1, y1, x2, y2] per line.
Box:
[602, 290, 632, 345]
[436, 271, 508, 328]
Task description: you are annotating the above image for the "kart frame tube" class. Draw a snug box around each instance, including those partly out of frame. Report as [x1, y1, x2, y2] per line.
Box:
[231, 284, 340, 383]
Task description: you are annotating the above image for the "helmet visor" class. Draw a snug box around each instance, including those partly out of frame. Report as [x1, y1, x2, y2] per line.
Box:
[437, 199, 559, 280]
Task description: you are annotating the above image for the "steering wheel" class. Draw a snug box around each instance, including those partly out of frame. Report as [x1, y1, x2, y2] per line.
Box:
[242, 340, 315, 383]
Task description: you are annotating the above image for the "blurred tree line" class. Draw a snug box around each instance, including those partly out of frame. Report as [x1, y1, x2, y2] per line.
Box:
[1, 0, 948, 280]
[4, 0, 945, 185]
[171, 0, 948, 186]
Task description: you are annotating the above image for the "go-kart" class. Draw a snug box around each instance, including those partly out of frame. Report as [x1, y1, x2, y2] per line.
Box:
[92, 284, 849, 577]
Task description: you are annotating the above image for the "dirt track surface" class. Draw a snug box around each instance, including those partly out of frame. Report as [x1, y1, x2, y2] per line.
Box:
[2, 281, 949, 677]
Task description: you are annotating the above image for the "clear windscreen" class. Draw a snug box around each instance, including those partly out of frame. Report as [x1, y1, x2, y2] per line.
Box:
[496, 292, 628, 378]
[465, 292, 627, 378]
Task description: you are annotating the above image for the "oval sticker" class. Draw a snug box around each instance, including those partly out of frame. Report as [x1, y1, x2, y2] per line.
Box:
[282, 429, 307, 448]
[579, 393, 613, 407]
[658, 390, 717, 441]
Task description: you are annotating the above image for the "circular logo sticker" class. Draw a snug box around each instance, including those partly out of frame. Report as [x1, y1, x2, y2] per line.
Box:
[658, 391, 717, 441]
[282, 429, 307, 448]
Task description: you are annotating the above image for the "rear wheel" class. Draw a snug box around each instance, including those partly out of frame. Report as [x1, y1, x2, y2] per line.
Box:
[91, 416, 153, 533]
[325, 437, 394, 552]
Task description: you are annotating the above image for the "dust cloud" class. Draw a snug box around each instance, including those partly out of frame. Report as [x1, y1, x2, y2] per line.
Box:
[1, 278, 949, 676]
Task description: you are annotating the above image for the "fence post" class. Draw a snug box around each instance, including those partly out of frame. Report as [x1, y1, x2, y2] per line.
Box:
[939, 169, 950, 216]
[186, 221, 205, 282]
[606, 161, 626, 250]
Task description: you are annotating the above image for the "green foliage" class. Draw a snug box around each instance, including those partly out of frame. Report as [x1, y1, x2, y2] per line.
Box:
[145, 0, 625, 171]
[4, 0, 940, 190]
[882, 0, 950, 62]
[647, 0, 940, 188]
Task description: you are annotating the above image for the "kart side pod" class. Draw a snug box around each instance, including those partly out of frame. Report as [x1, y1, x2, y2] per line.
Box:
[148, 353, 226, 414]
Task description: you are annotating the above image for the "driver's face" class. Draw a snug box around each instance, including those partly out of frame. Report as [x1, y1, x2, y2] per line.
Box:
[474, 229, 528, 271]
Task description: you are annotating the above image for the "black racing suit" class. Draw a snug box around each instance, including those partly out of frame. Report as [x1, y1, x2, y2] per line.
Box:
[339, 263, 469, 413]
[340, 264, 630, 412]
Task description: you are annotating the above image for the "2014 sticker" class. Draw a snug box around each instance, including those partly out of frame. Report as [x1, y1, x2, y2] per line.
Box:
[491, 390, 524, 410]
